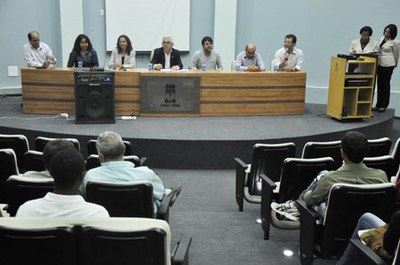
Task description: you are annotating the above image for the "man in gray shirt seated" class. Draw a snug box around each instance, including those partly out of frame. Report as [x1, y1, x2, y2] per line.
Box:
[191, 36, 223, 70]
[236, 43, 266, 71]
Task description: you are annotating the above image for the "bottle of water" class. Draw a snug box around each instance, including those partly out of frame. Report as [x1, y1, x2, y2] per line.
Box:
[236, 65, 241, 72]
[109, 63, 114, 71]
[78, 61, 83, 71]
[148, 63, 153, 72]
[273, 64, 278, 72]
[201, 64, 206, 71]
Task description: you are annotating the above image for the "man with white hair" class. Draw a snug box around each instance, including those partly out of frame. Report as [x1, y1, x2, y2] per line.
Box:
[150, 36, 183, 71]
[82, 131, 165, 211]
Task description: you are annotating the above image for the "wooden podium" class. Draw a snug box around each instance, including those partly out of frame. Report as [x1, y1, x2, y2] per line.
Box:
[327, 55, 377, 120]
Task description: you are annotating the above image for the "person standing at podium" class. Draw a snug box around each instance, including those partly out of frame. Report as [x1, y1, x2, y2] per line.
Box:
[67, 34, 99, 68]
[274, 34, 303, 72]
[107, 34, 136, 70]
[150, 36, 183, 71]
[23, 31, 57, 68]
[374, 24, 400, 112]
[349, 26, 379, 54]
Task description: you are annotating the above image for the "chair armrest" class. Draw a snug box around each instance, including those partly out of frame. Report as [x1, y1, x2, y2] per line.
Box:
[234, 157, 248, 212]
[140, 157, 148, 166]
[157, 182, 182, 221]
[349, 239, 387, 265]
[296, 199, 321, 265]
[171, 237, 192, 265]
[260, 173, 277, 240]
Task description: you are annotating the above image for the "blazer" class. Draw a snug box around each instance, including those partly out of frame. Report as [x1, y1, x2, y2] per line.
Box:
[107, 49, 136, 69]
[150, 47, 183, 69]
[378, 37, 400, 67]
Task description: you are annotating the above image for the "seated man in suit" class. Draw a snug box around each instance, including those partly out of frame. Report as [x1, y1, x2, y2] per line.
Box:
[81, 131, 165, 213]
[16, 148, 109, 217]
[22, 139, 74, 179]
[150, 36, 183, 71]
[271, 131, 388, 221]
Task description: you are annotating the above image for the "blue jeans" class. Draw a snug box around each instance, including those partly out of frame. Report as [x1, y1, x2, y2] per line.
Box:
[336, 213, 386, 265]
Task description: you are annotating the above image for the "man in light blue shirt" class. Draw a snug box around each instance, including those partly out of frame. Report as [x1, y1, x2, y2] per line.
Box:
[82, 131, 165, 211]
[236, 43, 266, 71]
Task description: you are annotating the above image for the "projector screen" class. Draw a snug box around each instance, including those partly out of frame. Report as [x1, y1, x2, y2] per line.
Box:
[105, 0, 190, 52]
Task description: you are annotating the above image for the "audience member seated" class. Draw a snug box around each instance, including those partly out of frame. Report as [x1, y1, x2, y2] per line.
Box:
[81, 131, 165, 212]
[16, 148, 109, 217]
[67, 34, 99, 68]
[337, 211, 400, 264]
[150, 36, 183, 71]
[236, 43, 266, 71]
[22, 139, 74, 179]
[271, 131, 388, 221]
[23, 31, 57, 68]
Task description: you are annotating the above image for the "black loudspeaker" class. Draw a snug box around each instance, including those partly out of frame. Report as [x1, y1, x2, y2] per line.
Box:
[74, 72, 115, 124]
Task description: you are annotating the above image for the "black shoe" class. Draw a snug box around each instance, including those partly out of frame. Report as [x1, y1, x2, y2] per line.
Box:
[372, 107, 378, 111]
[377, 108, 386, 112]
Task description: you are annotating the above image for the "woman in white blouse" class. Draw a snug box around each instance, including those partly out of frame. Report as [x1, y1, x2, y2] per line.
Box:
[108, 34, 136, 70]
[375, 24, 400, 112]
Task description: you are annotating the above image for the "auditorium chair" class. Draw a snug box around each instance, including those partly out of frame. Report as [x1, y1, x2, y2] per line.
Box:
[85, 180, 182, 222]
[0, 149, 19, 204]
[0, 134, 29, 172]
[0, 217, 192, 265]
[349, 238, 400, 265]
[22, 150, 44, 172]
[234, 142, 296, 212]
[260, 157, 336, 240]
[85, 154, 145, 171]
[301, 140, 342, 169]
[4, 175, 54, 216]
[86, 139, 134, 156]
[391, 137, 400, 177]
[297, 183, 397, 265]
[364, 155, 397, 182]
[34, 136, 81, 152]
[0, 221, 77, 265]
[367, 137, 392, 157]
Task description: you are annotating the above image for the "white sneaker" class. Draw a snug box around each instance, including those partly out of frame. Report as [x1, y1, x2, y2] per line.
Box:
[271, 201, 300, 221]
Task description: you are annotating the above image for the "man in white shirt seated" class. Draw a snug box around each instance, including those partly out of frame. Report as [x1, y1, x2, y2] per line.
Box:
[274, 34, 304, 72]
[16, 148, 109, 217]
[23, 31, 57, 68]
[236, 43, 266, 72]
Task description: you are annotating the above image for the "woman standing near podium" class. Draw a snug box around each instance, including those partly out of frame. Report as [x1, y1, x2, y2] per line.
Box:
[374, 24, 400, 112]
[67, 34, 99, 68]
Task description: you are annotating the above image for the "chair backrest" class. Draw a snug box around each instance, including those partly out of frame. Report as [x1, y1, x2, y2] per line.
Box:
[86, 139, 133, 156]
[247, 143, 296, 195]
[322, 183, 397, 257]
[231, 60, 237, 71]
[5, 175, 54, 216]
[85, 154, 141, 171]
[301, 140, 342, 169]
[34, 136, 81, 152]
[364, 155, 397, 181]
[0, 134, 29, 172]
[392, 137, 400, 177]
[86, 180, 154, 218]
[278, 157, 336, 203]
[0, 149, 19, 203]
[367, 137, 392, 157]
[0, 217, 172, 265]
[23, 150, 44, 172]
[0, 222, 77, 265]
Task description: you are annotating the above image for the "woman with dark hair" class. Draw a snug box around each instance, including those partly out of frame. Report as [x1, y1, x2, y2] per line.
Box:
[374, 24, 400, 112]
[107, 34, 136, 70]
[67, 34, 99, 68]
[349, 26, 378, 54]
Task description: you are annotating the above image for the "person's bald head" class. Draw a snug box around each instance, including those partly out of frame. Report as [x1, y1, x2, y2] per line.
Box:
[28, 31, 40, 49]
[245, 43, 256, 58]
